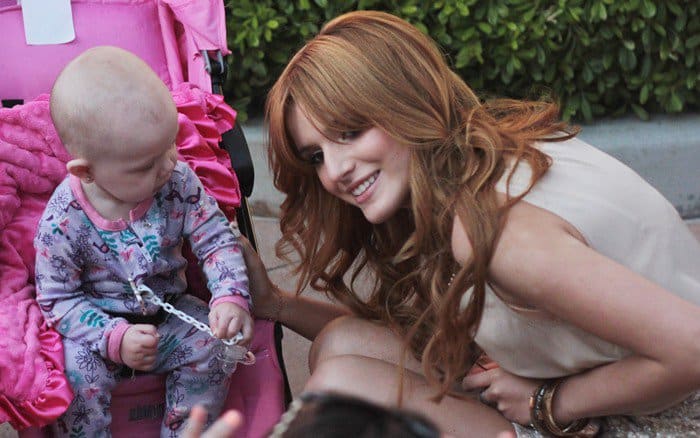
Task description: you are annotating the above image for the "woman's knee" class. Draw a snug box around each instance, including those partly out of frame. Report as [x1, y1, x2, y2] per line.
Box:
[305, 354, 404, 408]
[308, 315, 420, 375]
[308, 315, 371, 373]
[305, 355, 345, 393]
[305, 354, 371, 396]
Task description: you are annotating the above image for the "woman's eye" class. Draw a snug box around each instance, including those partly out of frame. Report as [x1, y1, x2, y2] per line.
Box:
[339, 130, 360, 142]
[308, 150, 324, 165]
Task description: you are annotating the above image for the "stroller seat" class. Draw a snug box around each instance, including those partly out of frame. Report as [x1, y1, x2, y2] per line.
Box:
[0, 1, 287, 436]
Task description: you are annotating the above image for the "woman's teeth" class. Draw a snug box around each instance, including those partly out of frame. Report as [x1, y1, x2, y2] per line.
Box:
[352, 173, 377, 196]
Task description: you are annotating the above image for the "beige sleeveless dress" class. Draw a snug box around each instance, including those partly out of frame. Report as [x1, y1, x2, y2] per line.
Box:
[463, 137, 700, 436]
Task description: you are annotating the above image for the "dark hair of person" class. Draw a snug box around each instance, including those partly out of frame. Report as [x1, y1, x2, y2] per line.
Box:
[270, 392, 441, 438]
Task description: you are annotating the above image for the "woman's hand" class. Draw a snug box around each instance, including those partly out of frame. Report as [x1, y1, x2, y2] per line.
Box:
[461, 367, 541, 425]
[182, 405, 242, 438]
[237, 236, 283, 320]
[238, 235, 349, 339]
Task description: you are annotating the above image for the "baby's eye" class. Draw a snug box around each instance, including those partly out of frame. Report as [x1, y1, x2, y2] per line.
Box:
[131, 162, 155, 174]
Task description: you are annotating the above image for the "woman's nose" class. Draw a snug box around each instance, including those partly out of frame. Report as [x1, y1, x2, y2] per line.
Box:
[323, 149, 354, 184]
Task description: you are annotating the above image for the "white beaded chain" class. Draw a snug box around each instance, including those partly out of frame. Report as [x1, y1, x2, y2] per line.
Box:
[267, 397, 304, 438]
[129, 279, 255, 373]
[129, 279, 243, 346]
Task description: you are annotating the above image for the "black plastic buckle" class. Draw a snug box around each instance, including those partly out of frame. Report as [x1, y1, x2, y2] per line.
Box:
[201, 50, 227, 95]
[1, 99, 23, 108]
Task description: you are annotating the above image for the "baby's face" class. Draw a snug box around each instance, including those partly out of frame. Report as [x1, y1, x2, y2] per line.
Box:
[91, 134, 178, 205]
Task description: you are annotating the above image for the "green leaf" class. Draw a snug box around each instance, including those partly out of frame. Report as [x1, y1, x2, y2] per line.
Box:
[401, 5, 418, 15]
[631, 104, 649, 120]
[653, 23, 666, 37]
[687, 34, 700, 49]
[640, 0, 656, 18]
[455, 42, 483, 67]
[667, 2, 683, 16]
[619, 48, 637, 71]
[487, 6, 498, 25]
[639, 84, 650, 104]
[640, 54, 652, 79]
[580, 94, 593, 122]
[641, 27, 652, 48]
[582, 65, 594, 84]
[591, 2, 608, 21]
[477, 22, 492, 34]
[668, 92, 683, 112]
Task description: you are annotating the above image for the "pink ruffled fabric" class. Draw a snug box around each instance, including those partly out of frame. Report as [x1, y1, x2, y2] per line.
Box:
[0, 96, 74, 430]
[173, 82, 241, 217]
[172, 83, 242, 303]
[0, 85, 240, 429]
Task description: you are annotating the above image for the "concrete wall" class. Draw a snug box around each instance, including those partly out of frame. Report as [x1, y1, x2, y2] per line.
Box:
[578, 114, 700, 219]
[242, 114, 700, 219]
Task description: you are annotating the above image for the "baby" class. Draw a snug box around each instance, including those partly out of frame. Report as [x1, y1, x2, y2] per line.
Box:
[34, 46, 252, 436]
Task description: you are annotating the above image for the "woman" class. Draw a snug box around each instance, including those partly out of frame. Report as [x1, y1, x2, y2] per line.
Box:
[253, 10, 700, 437]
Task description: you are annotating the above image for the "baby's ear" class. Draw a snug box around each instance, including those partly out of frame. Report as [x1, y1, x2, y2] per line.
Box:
[66, 158, 93, 182]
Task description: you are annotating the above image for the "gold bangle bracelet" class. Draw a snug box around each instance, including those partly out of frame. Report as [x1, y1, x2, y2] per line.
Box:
[542, 378, 593, 436]
[529, 381, 552, 435]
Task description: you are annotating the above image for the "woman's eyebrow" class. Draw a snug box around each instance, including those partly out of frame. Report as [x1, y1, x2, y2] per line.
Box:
[295, 143, 317, 155]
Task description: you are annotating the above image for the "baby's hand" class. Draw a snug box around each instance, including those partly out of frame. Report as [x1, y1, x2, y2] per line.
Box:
[209, 302, 253, 346]
[120, 324, 159, 371]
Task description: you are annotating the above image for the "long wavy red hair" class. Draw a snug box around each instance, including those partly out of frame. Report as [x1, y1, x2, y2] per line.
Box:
[265, 10, 577, 397]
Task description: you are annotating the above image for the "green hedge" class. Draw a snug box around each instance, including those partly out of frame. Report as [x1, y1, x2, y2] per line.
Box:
[224, 0, 699, 123]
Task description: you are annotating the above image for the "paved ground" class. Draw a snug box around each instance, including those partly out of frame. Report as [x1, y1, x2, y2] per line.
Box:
[2, 219, 698, 437]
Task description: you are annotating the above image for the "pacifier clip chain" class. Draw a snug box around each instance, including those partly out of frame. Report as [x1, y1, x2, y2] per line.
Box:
[129, 278, 256, 372]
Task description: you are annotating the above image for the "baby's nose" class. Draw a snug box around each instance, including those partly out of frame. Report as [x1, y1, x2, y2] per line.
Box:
[168, 147, 178, 165]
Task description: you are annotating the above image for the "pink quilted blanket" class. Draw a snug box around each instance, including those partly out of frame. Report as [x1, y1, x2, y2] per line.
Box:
[0, 84, 240, 429]
[0, 95, 74, 430]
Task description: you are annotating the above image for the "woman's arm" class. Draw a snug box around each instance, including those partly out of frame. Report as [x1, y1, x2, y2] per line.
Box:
[485, 202, 700, 423]
[272, 288, 350, 341]
[238, 236, 351, 340]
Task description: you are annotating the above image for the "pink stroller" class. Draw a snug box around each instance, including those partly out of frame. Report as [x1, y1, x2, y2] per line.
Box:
[0, 1, 288, 436]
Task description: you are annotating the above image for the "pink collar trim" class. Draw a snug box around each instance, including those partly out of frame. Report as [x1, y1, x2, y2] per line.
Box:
[69, 175, 154, 231]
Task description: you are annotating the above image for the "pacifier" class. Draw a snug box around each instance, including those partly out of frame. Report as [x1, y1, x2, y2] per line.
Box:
[214, 332, 256, 373]
[216, 342, 256, 373]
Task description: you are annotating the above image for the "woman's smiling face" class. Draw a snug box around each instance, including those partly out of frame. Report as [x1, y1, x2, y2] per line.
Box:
[288, 104, 411, 224]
